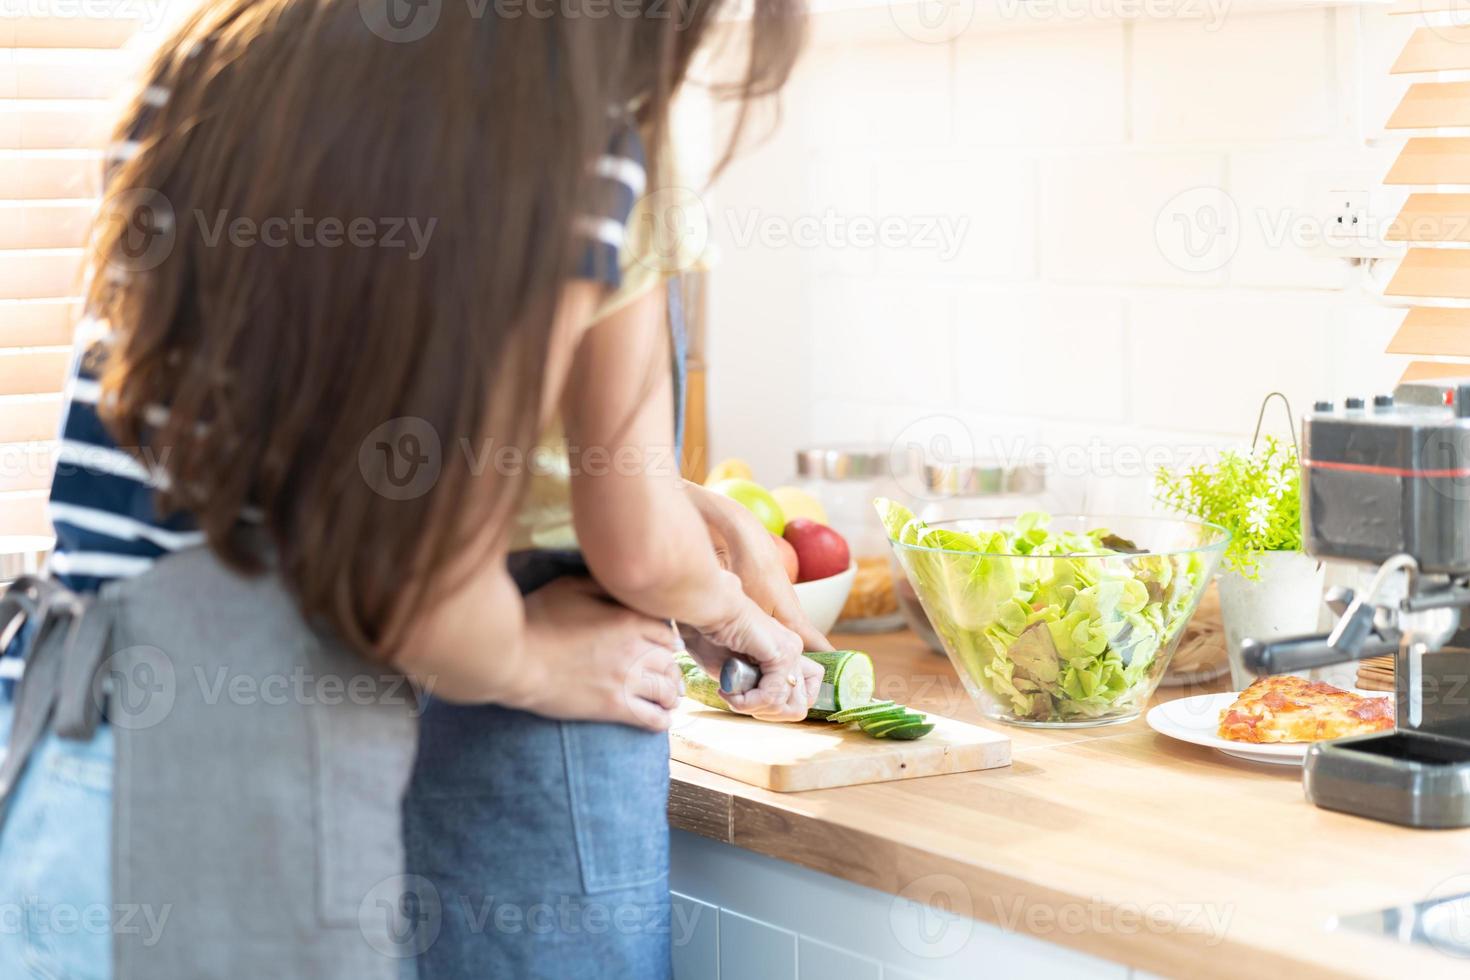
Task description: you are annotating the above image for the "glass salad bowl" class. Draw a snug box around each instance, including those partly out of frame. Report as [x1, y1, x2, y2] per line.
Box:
[879, 501, 1228, 728]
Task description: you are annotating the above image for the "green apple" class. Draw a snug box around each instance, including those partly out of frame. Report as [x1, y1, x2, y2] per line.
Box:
[710, 478, 786, 536]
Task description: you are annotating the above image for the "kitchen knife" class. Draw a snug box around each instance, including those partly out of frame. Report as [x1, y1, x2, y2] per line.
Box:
[680, 625, 832, 712]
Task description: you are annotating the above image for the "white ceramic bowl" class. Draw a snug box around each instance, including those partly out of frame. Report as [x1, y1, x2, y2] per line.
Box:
[791, 561, 857, 634]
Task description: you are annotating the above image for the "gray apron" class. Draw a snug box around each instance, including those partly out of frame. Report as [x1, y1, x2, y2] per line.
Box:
[0, 548, 419, 979]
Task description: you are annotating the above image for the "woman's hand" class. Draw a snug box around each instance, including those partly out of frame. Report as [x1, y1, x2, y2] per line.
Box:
[507, 577, 685, 732]
[684, 480, 835, 653]
[682, 603, 824, 722]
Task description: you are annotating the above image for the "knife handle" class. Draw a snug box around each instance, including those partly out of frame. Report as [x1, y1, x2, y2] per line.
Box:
[719, 656, 760, 696]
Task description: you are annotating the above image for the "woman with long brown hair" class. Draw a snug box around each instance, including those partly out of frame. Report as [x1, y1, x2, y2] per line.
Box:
[0, 0, 808, 975]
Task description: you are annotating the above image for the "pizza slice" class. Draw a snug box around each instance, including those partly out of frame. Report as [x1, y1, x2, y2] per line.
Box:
[1217, 675, 1393, 744]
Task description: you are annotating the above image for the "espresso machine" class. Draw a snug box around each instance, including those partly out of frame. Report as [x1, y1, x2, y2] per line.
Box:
[1242, 378, 1470, 829]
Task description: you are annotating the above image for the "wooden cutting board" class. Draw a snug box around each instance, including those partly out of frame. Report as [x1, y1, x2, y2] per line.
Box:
[669, 702, 1011, 792]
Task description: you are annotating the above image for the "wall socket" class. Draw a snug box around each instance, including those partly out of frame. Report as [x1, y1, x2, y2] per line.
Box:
[1325, 189, 1369, 241]
[1309, 184, 1402, 261]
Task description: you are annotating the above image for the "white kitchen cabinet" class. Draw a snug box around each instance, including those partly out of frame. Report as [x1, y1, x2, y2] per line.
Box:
[670, 829, 1135, 980]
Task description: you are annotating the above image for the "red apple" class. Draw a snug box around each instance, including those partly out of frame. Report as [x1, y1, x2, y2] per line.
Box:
[783, 518, 851, 583]
[771, 533, 800, 583]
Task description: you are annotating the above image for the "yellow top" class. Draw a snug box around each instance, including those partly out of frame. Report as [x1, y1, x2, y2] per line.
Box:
[510, 167, 711, 551]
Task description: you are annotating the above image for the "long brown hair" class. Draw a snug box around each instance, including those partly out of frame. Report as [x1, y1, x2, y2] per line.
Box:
[86, 0, 804, 654]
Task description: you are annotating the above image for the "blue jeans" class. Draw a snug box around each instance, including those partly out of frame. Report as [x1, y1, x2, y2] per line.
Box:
[0, 699, 115, 980]
[404, 701, 672, 980]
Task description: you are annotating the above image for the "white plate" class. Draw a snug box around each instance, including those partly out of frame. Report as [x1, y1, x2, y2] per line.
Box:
[1144, 691, 1392, 767]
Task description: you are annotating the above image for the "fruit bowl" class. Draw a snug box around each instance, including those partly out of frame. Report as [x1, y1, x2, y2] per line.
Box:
[882, 505, 1227, 728]
[792, 562, 857, 634]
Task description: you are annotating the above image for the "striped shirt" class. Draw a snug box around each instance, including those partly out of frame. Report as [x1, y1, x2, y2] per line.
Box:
[1, 80, 647, 684]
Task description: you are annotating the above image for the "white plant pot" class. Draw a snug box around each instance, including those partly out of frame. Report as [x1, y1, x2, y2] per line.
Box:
[1217, 551, 1326, 691]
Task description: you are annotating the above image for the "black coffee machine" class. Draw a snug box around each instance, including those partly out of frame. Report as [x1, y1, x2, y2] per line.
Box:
[1243, 378, 1470, 829]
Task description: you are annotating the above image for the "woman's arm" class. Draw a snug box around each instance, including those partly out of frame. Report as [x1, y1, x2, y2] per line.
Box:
[563, 283, 819, 720]
[392, 560, 686, 730]
[563, 283, 748, 625]
[388, 283, 686, 727]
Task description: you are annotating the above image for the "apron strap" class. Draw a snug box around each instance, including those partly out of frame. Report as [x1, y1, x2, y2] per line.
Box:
[0, 577, 102, 829]
[54, 594, 113, 741]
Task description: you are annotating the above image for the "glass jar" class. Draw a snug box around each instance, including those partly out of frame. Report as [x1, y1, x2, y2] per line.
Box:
[793, 446, 909, 632]
[915, 459, 1061, 524]
[893, 460, 1065, 653]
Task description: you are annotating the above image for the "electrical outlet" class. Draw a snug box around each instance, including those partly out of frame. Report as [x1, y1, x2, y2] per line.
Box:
[1326, 189, 1369, 241]
[1306, 183, 1402, 262]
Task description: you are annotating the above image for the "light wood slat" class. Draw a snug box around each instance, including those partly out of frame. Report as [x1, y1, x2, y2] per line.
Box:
[1390, 0, 1470, 12]
[1402, 359, 1470, 382]
[0, 298, 81, 347]
[1388, 82, 1470, 130]
[1387, 248, 1470, 299]
[0, 394, 61, 443]
[1386, 137, 1470, 185]
[1, 49, 135, 100]
[0, 491, 50, 537]
[0, 348, 68, 396]
[0, 443, 54, 494]
[0, 100, 114, 151]
[0, 150, 101, 199]
[0, 249, 84, 300]
[0, 18, 141, 49]
[1388, 307, 1470, 356]
[1393, 26, 1470, 74]
[0, 200, 94, 249]
[1389, 193, 1470, 242]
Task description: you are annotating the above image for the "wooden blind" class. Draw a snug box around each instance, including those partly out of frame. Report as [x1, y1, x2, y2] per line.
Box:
[1384, 9, 1470, 381]
[1393, 26, 1470, 74]
[1388, 83, 1470, 130]
[0, 17, 146, 537]
[1388, 0, 1470, 14]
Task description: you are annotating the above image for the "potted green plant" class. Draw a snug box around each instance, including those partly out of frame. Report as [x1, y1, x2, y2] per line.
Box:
[1155, 435, 1324, 690]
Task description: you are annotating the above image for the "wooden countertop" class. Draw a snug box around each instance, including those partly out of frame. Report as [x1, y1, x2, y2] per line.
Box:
[667, 629, 1470, 979]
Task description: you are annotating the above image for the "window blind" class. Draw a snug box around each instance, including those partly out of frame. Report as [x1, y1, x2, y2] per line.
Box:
[0, 15, 145, 537]
[1393, 26, 1470, 75]
[1391, 0, 1469, 13]
[1388, 82, 1470, 130]
[1383, 8, 1470, 381]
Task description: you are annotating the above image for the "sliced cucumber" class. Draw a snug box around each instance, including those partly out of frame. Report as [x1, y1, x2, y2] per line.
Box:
[855, 708, 921, 729]
[882, 722, 936, 740]
[826, 700, 897, 724]
[860, 719, 915, 739]
[860, 710, 927, 737]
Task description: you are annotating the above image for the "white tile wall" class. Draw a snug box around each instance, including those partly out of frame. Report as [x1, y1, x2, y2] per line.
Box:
[793, 41, 954, 150]
[702, 6, 1411, 493]
[950, 289, 1128, 422]
[873, 153, 1037, 280]
[951, 28, 1127, 147]
[808, 279, 955, 402]
[1040, 152, 1227, 286]
[1130, 10, 1334, 144]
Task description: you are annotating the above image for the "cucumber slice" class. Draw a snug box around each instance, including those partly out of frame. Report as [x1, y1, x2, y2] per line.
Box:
[882, 722, 935, 740]
[856, 708, 921, 729]
[860, 711, 926, 737]
[826, 700, 897, 724]
[859, 719, 911, 738]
